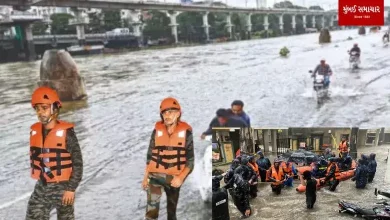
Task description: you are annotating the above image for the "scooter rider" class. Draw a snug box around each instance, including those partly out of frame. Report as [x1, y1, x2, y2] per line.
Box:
[311, 59, 333, 88]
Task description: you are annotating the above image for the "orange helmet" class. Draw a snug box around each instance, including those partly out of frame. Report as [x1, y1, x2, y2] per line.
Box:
[31, 87, 61, 108]
[160, 97, 181, 113]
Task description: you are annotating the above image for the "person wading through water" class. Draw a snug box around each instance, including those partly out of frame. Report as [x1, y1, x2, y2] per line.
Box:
[142, 97, 195, 220]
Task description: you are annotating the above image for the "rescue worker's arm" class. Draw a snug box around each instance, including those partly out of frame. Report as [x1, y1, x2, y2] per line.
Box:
[65, 128, 83, 192]
[324, 165, 336, 181]
[176, 130, 194, 181]
[146, 129, 156, 166]
[223, 175, 235, 189]
[143, 129, 156, 184]
[266, 159, 271, 170]
[267, 169, 276, 182]
[351, 169, 358, 181]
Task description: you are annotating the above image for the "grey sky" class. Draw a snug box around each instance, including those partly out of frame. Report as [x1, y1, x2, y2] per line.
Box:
[159, 0, 390, 10]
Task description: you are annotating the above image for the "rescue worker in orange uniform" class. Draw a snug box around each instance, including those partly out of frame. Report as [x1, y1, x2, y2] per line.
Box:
[26, 87, 83, 220]
[322, 157, 341, 191]
[282, 161, 294, 187]
[268, 158, 286, 195]
[247, 156, 259, 198]
[339, 136, 350, 158]
[142, 97, 195, 220]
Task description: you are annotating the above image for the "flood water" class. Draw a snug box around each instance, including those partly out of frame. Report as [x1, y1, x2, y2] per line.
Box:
[224, 145, 390, 220]
[0, 28, 389, 219]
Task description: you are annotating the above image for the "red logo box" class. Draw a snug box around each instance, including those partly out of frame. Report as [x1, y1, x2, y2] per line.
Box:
[338, 0, 384, 26]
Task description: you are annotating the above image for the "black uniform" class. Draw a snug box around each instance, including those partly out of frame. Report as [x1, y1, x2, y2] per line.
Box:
[225, 173, 251, 218]
[212, 175, 229, 220]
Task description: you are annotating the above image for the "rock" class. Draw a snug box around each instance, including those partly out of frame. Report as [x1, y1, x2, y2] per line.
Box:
[358, 26, 366, 35]
[38, 49, 87, 101]
[319, 28, 331, 43]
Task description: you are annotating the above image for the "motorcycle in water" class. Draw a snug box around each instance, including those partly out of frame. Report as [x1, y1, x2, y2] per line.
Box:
[309, 70, 329, 104]
[338, 201, 390, 219]
[348, 50, 360, 70]
[199, 135, 212, 203]
[376, 188, 390, 200]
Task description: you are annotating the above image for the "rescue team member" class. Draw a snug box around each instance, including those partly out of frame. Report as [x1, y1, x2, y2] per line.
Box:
[339, 136, 349, 158]
[212, 174, 230, 220]
[282, 161, 294, 187]
[26, 87, 83, 220]
[247, 156, 259, 198]
[268, 158, 286, 195]
[224, 172, 251, 218]
[322, 157, 340, 191]
[256, 151, 271, 182]
[142, 97, 195, 220]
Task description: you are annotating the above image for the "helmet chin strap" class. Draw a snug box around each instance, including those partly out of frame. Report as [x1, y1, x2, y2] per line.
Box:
[40, 104, 56, 125]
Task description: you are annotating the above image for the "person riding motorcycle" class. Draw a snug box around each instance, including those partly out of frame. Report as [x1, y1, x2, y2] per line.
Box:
[383, 32, 389, 43]
[349, 43, 361, 65]
[312, 59, 333, 89]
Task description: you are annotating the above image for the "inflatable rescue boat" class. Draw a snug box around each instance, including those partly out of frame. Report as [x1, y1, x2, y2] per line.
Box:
[295, 160, 357, 192]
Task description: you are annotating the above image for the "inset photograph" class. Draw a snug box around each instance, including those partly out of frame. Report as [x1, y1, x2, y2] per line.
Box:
[212, 127, 390, 220]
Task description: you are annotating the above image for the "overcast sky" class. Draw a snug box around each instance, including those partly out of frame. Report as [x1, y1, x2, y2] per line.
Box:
[158, 0, 390, 10]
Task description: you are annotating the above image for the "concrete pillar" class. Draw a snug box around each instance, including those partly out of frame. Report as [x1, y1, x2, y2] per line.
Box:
[76, 25, 85, 45]
[375, 129, 380, 147]
[263, 130, 271, 153]
[264, 14, 269, 37]
[311, 15, 316, 28]
[226, 12, 233, 39]
[202, 11, 210, 41]
[321, 16, 325, 29]
[329, 15, 334, 27]
[292, 14, 296, 32]
[246, 13, 252, 39]
[279, 14, 284, 33]
[271, 130, 277, 153]
[22, 23, 36, 61]
[350, 127, 359, 159]
[70, 9, 88, 45]
[165, 11, 181, 44]
[302, 15, 306, 29]
[128, 9, 142, 37]
[379, 128, 385, 145]
[264, 14, 269, 31]
[385, 150, 390, 183]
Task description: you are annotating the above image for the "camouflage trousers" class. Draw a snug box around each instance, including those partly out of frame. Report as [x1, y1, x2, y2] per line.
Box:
[145, 174, 181, 220]
[26, 181, 74, 220]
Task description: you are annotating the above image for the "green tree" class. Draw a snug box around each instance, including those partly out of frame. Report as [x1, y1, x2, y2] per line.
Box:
[143, 10, 171, 40]
[102, 10, 122, 31]
[50, 13, 76, 35]
[32, 22, 48, 35]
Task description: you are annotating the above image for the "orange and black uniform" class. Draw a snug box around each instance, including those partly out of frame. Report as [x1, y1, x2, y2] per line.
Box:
[324, 161, 341, 191]
[26, 120, 83, 220]
[145, 121, 194, 220]
[248, 161, 259, 198]
[339, 141, 349, 158]
[268, 165, 284, 194]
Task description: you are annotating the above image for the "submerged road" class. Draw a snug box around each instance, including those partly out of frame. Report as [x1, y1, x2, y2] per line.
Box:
[0, 28, 389, 219]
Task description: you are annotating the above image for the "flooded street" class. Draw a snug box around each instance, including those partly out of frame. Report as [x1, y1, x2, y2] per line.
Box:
[225, 145, 390, 220]
[0, 28, 389, 219]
